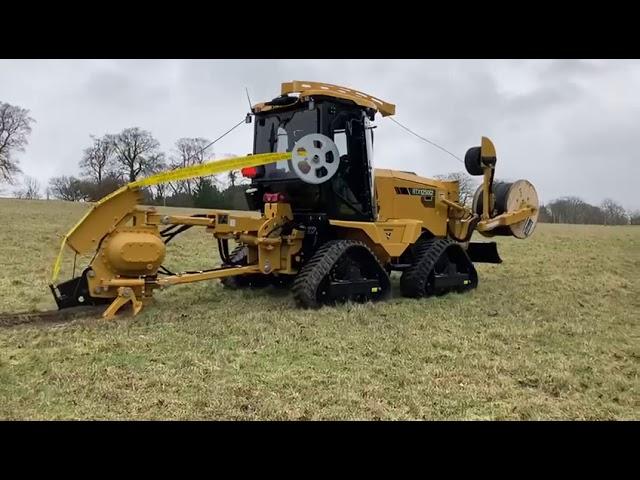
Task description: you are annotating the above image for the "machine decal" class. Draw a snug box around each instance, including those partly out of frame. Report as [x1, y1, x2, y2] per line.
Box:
[394, 187, 436, 207]
[523, 217, 534, 237]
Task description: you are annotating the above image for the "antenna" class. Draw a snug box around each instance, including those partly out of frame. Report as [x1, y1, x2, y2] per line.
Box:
[245, 87, 253, 111]
[245, 87, 253, 124]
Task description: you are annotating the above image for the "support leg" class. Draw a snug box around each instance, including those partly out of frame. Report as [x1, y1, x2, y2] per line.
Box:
[103, 287, 143, 319]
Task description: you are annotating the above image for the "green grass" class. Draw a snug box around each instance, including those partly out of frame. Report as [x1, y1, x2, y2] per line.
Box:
[0, 198, 638, 419]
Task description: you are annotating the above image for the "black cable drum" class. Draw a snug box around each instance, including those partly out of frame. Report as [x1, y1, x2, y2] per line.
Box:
[472, 180, 539, 238]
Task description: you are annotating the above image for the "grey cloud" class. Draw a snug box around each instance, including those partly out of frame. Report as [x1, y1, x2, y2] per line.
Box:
[0, 59, 637, 210]
[505, 81, 583, 115]
[83, 69, 169, 109]
[542, 59, 604, 79]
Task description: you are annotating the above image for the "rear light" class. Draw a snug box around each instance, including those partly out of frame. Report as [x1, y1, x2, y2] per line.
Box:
[263, 192, 288, 203]
[241, 166, 264, 178]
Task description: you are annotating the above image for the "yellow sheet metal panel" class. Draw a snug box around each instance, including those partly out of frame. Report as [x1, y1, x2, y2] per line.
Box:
[481, 136, 497, 159]
[329, 219, 423, 257]
[65, 187, 143, 255]
[280, 81, 396, 117]
[373, 169, 454, 237]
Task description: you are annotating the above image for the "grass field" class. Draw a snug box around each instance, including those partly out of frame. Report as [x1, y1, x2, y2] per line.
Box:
[0, 198, 638, 419]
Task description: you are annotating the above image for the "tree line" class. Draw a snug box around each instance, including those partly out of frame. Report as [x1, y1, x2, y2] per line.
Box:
[1, 99, 639, 224]
[1, 100, 248, 210]
[538, 197, 637, 225]
[46, 129, 248, 209]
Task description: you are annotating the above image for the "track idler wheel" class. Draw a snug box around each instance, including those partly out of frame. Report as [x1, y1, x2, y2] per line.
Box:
[292, 240, 391, 309]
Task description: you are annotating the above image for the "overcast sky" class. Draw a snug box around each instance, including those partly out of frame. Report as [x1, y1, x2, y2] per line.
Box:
[0, 59, 638, 209]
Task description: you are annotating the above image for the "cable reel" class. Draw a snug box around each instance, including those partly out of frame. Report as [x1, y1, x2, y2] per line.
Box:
[290, 134, 341, 185]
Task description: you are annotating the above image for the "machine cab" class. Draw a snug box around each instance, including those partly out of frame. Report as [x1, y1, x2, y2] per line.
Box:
[244, 81, 395, 222]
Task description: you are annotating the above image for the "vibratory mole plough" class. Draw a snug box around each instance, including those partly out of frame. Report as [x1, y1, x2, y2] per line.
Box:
[48, 81, 539, 319]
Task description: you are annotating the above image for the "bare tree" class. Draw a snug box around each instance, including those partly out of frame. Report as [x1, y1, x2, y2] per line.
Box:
[0, 102, 35, 183]
[148, 152, 167, 173]
[435, 171, 477, 207]
[136, 152, 167, 203]
[15, 175, 41, 199]
[174, 137, 210, 167]
[49, 175, 89, 202]
[81, 173, 125, 202]
[601, 198, 627, 225]
[537, 204, 553, 223]
[169, 137, 219, 195]
[629, 210, 640, 226]
[152, 181, 169, 205]
[108, 127, 161, 182]
[80, 135, 116, 183]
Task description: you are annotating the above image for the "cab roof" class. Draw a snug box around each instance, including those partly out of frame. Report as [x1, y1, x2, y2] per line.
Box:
[252, 81, 396, 117]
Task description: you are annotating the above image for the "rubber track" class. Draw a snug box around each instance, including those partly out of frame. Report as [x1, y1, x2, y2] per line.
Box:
[292, 240, 389, 309]
[400, 237, 457, 298]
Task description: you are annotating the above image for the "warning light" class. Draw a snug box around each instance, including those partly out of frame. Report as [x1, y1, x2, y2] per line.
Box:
[241, 166, 264, 178]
